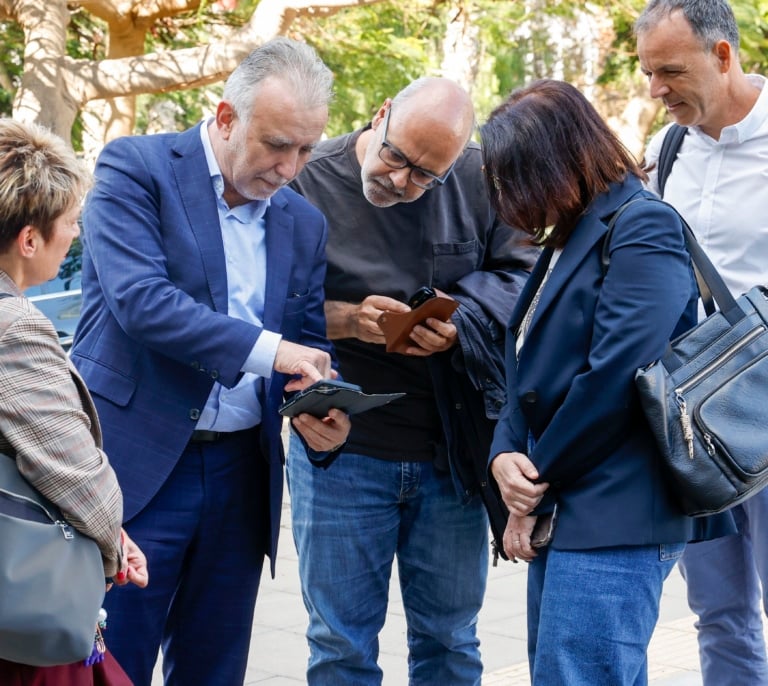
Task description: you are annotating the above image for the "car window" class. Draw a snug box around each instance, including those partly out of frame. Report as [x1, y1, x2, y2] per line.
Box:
[26, 241, 82, 351]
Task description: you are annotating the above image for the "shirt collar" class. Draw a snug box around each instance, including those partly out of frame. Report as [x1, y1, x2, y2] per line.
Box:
[199, 118, 269, 224]
[700, 74, 768, 145]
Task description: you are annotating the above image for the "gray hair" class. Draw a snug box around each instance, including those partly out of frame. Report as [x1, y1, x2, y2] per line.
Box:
[0, 118, 89, 251]
[391, 77, 437, 108]
[635, 0, 740, 51]
[223, 37, 334, 122]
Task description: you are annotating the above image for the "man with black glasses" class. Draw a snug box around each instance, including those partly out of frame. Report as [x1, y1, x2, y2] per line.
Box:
[288, 77, 536, 685]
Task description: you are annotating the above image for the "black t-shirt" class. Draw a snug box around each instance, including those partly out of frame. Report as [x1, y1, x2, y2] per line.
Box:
[290, 128, 501, 461]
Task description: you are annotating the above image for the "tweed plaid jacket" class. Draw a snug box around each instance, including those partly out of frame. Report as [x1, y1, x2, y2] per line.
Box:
[0, 270, 122, 576]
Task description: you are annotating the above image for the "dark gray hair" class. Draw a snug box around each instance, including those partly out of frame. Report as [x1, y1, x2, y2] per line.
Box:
[223, 37, 334, 121]
[635, 0, 740, 51]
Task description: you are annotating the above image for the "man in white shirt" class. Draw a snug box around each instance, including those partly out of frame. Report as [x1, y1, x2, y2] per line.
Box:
[636, 1, 768, 684]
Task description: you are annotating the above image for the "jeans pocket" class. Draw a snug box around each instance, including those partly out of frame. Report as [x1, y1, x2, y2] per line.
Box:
[659, 542, 686, 562]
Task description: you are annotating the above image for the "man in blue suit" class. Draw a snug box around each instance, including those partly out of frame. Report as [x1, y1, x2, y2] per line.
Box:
[71, 38, 351, 686]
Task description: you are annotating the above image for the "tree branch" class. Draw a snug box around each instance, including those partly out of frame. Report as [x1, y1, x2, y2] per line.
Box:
[77, 0, 204, 25]
[68, 0, 386, 103]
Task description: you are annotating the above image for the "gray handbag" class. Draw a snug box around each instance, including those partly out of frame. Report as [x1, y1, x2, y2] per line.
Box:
[0, 452, 105, 666]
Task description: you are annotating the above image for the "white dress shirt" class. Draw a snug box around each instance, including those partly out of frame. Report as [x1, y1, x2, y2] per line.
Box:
[645, 74, 768, 299]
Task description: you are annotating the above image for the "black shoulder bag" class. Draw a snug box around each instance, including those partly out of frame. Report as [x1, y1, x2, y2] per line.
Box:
[604, 198, 768, 516]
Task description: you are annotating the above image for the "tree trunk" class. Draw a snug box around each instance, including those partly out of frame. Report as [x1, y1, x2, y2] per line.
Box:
[11, 0, 78, 135]
[440, 1, 480, 94]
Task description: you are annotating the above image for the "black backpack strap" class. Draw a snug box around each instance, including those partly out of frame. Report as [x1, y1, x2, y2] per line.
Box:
[657, 123, 687, 197]
[653, 123, 714, 312]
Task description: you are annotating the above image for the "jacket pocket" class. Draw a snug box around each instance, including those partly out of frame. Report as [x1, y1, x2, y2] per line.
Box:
[70, 354, 136, 407]
[433, 240, 478, 288]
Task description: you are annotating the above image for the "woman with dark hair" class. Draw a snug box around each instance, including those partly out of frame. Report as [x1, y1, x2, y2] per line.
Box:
[481, 79, 733, 685]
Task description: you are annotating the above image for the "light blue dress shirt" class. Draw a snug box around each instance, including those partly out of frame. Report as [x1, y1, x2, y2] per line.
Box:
[196, 120, 282, 431]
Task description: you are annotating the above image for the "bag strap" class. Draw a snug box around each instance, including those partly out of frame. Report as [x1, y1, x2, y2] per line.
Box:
[657, 123, 687, 197]
[651, 124, 716, 313]
[602, 196, 742, 323]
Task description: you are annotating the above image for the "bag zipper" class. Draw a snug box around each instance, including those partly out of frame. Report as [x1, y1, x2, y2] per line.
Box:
[57, 520, 76, 539]
[674, 325, 765, 459]
[0, 486, 73, 540]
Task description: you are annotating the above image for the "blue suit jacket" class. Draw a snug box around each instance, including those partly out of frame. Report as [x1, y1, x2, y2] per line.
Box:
[71, 124, 334, 566]
[489, 176, 734, 547]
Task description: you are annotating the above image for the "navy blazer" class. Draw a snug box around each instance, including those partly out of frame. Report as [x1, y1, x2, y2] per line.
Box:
[71, 124, 334, 567]
[489, 176, 734, 548]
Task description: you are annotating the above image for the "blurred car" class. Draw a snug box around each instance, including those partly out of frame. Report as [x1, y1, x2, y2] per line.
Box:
[26, 245, 82, 352]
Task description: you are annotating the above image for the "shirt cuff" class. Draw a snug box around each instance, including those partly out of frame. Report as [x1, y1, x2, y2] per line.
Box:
[243, 329, 282, 378]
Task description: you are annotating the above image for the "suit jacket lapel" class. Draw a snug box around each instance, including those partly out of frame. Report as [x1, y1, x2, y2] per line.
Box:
[171, 125, 229, 314]
[522, 180, 644, 337]
[508, 247, 553, 335]
[263, 194, 294, 332]
[526, 215, 606, 333]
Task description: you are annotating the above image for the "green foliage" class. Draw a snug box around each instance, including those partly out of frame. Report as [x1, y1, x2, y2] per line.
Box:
[473, 1, 529, 101]
[295, 1, 443, 135]
[734, 0, 768, 71]
[135, 88, 217, 135]
[67, 8, 108, 60]
[601, 0, 768, 85]
[0, 21, 24, 117]
[598, 0, 646, 86]
[3, 0, 768, 147]
[132, 1, 253, 133]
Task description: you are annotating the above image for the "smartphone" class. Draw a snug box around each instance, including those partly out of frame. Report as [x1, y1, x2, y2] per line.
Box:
[407, 286, 436, 309]
[530, 505, 558, 548]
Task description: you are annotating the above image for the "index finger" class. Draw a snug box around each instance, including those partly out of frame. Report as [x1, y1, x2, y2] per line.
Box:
[284, 361, 324, 391]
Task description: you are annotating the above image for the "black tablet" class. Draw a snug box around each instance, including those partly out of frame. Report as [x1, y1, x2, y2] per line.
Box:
[278, 379, 405, 418]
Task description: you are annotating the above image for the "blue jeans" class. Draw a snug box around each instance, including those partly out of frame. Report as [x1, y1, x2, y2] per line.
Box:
[679, 489, 768, 686]
[286, 436, 488, 686]
[527, 543, 684, 686]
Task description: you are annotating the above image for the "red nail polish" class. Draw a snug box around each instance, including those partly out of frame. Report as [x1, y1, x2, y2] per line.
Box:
[116, 571, 126, 581]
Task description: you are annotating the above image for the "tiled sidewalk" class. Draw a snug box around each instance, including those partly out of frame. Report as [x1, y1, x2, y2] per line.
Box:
[151, 484, 764, 685]
[238, 494, 711, 685]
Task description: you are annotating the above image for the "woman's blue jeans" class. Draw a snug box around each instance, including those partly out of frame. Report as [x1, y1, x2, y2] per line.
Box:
[287, 438, 489, 685]
[527, 542, 685, 685]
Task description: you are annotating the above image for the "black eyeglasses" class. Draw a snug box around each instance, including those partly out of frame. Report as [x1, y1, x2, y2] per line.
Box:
[378, 108, 456, 190]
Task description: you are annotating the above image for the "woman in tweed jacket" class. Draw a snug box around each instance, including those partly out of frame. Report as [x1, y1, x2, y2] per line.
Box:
[0, 119, 147, 681]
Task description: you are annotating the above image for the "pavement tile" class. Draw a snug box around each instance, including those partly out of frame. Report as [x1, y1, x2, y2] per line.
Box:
[149, 477, 721, 686]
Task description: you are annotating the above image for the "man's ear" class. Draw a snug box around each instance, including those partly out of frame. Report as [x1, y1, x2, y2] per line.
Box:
[370, 99, 392, 131]
[215, 101, 236, 139]
[16, 224, 39, 258]
[714, 39, 732, 73]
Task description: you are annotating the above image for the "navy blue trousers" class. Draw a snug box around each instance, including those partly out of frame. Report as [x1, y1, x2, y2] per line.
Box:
[103, 428, 268, 686]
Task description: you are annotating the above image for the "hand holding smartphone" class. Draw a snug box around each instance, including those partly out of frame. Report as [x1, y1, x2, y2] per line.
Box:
[530, 505, 558, 548]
